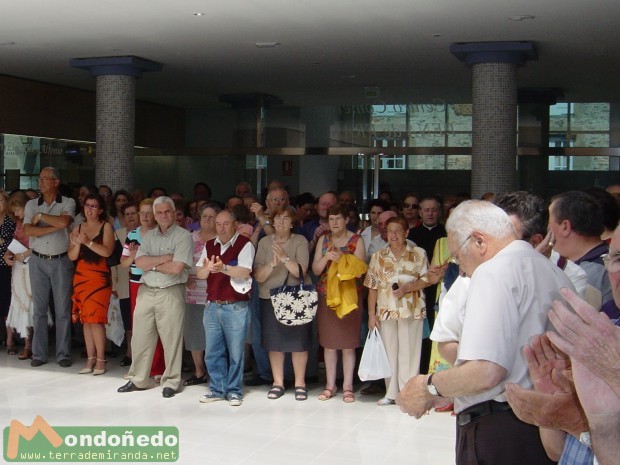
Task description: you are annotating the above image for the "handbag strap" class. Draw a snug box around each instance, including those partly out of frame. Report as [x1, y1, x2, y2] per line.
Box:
[279, 262, 305, 288]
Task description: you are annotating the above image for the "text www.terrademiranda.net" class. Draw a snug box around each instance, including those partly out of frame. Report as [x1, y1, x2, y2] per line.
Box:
[19, 450, 178, 461]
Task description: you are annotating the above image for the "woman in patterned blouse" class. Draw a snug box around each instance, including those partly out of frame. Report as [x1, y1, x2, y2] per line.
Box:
[364, 216, 429, 406]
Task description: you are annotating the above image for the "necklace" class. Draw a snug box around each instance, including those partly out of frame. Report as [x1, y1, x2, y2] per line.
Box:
[274, 235, 290, 245]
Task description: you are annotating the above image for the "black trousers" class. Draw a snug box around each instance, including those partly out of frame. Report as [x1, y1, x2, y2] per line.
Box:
[456, 409, 556, 465]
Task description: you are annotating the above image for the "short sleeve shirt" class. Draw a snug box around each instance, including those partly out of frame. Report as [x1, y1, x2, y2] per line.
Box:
[24, 194, 75, 255]
[455, 240, 575, 412]
[136, 224, 193, 288]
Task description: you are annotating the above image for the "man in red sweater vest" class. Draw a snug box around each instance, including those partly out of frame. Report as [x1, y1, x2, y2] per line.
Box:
[196, 210, 255, 406]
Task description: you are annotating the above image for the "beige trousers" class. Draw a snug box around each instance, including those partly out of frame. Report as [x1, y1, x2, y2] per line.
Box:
[130, 284, 186, 390]
[379, 317, 424, 400]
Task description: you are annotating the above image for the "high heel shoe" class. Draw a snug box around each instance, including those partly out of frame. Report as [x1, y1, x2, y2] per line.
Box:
[93, 359, 107, 376]
[79, 357, 96, 374]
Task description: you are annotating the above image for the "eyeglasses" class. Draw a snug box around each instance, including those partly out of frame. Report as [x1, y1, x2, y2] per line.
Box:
[84, 203, 100, 209]
[403, 203, 419, 209]
[449, 234, 472, 266]
[603, 252, 620, 273]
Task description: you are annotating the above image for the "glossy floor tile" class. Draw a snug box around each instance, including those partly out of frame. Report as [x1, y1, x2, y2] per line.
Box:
[0, 351, 456, 464]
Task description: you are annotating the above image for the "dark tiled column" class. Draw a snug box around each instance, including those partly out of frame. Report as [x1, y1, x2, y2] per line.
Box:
[451, 42, 537, 198]
[70, 57, 161, 191]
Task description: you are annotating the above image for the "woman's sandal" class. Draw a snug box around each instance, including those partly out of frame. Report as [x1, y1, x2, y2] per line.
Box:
[7, 346, 17, 356]
[294, 386, 308, 401]
[342, 390, 355, 403]
[93, 359, 107, 376]
[267, 385, 285, 399]
[79, 357, 96, 374]
[318, 387, 337, 401]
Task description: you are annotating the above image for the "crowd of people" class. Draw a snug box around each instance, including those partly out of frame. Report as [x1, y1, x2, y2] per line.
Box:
[2, 167, 620, 464]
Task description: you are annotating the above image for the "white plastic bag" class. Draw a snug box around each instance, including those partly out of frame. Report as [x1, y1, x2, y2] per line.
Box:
[358, 328, 392, 381]
[105, 295, 125, 346]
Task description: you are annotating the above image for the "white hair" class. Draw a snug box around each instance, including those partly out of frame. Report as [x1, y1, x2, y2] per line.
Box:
[446, 200, 516, 248]
[153, 196, 175, 210]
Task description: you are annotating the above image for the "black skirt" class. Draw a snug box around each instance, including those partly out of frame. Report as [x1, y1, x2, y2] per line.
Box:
[260, 298, 312, 352]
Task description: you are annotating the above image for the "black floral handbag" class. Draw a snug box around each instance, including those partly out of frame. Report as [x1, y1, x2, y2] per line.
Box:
[270, 263, 318, 326]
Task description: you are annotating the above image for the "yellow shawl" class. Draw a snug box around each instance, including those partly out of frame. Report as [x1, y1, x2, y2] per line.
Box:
[326, 254, 368, 318]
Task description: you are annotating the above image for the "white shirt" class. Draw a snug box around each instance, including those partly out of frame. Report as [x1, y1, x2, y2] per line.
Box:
[454, 240, 575, 412]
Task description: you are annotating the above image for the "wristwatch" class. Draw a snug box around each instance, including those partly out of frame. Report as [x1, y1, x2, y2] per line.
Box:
[578, 431, 591, 448]
[426, 373, 442, 397]
[263, 220, 271, 227]
[151, 265, 157, 272]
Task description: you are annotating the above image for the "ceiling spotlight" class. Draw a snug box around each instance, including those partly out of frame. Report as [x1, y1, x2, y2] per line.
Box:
[193, 12, 206, 16]
[432, 34, 442, 38]
[255, 42, 280, 48]
[509, 15, 535, 21]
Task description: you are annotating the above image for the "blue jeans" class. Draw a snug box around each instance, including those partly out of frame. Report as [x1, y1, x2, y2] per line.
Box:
[203, 301, 250, 398]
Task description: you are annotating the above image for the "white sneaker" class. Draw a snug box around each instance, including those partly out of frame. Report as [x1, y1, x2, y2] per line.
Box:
[377, 397, 395, 406]
[228, 394, 243, 406]
[199, 392, 224, 403]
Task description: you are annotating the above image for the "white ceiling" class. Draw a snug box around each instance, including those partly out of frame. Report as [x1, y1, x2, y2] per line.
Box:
[1, 0, 619, 109]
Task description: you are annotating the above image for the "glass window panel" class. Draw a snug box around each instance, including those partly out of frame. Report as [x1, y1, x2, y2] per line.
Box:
[549, 103, 569, 132]
[447, 133, 472, 147]
[446, 155, 471, 170]
[569, 156, 609, 171]
[447, 104, 472, 132]
[571, 133, 609, 148]
[408, 154, 445, 170]
[570, 103, 610, 131]
[548, 156, 568, 171]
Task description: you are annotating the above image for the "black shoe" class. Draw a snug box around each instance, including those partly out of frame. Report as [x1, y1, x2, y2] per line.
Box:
[245, 376, 271, 387]
[183, 374, 209, 386]
[58, 359, 72, 368]
[31, 359, 47, 367]
[361, 383, 385, 396]
[120, 356, 132, 367]
[117, 381, 145, 393]
[162, 387, 176, 398]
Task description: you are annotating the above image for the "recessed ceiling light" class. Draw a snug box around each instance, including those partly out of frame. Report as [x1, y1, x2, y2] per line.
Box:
[432, 34, 442, 38]
[509, 15, 535, 21]
[0, 41, 16, 46]
[255, 42, 280, 48]
[193, 12, 206, 16]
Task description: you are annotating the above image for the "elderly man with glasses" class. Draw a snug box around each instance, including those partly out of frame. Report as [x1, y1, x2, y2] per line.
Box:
[397, 200, 574, 465]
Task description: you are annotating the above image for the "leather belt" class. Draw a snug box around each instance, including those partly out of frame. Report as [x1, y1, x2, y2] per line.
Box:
[210, 300, 240, 305]
[32, 250, 68, 260]
[456, 400, 512, 427]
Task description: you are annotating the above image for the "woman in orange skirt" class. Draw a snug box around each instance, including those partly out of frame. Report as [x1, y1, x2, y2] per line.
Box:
[69, 193, 115, 375]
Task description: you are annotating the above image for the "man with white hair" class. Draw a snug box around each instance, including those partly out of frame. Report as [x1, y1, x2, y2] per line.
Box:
[397, 200, 574, 465]
[117, 196, 193, 398]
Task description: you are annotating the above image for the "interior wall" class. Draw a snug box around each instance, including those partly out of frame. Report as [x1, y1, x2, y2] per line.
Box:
[0, 74, 185, 147]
